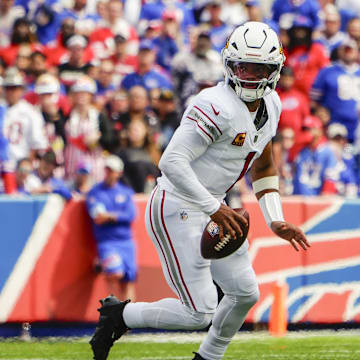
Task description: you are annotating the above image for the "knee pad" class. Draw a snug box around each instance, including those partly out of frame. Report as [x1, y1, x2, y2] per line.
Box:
[187, 310, 213, 330]
[228, 289, 260, 310]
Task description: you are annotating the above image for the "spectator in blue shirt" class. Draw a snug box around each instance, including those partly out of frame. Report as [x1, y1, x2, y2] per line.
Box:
[152, 9, 179, 73]
[205, 0, 234, 53]
[318, 4, 346, 59]
[86, 155, 137, 300]
[293, 115, 338, 196]
[272, 0, 321, 31]
[121, 39, 172, 91]
[327, 123, 357, 197]
[31, 150, 72, 200]
[139, 0, 195, 43]
[311, 36, 360, 143]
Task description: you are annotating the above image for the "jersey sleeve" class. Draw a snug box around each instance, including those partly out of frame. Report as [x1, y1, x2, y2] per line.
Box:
[159, 120, 221, 215]
[183, 92, 229, 145]
[269, 91, 282, 137]
[86, 188, 106, 219]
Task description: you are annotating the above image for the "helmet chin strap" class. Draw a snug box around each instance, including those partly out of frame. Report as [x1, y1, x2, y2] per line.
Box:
[226, 74, 272, 102]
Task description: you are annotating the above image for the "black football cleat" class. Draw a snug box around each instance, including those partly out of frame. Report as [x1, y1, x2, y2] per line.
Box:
[90, 295, 131, 360]
[192, 352, 207, 360]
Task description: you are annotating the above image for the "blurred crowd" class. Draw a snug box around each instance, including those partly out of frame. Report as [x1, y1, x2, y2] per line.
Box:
[0, 0, 360, 199]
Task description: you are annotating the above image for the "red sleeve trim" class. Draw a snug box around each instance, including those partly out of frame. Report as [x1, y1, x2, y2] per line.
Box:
[186, 116, 197, 122]
[186, 116, 214, 142]
[197, 124, 214, 142]
[194, 105, 222, 135]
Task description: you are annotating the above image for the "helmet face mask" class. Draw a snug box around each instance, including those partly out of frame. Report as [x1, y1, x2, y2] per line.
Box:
[222, 22, 285, 102]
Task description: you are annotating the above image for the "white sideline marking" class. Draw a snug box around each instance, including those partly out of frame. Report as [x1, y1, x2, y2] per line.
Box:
[0, 195, 65, 323]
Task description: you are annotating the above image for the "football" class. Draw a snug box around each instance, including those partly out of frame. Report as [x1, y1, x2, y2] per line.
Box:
[200, 208, 250, 260]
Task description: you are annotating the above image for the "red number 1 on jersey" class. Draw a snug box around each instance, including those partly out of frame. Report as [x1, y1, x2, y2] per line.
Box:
[226, 152, 256, 192]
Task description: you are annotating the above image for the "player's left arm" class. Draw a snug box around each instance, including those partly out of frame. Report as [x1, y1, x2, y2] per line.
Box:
[250, 140, 310, 252]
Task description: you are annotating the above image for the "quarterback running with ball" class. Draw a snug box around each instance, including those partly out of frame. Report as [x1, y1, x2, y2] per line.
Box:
[90, 21, 310, 360]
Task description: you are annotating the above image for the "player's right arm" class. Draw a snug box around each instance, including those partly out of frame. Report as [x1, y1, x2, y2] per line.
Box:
[159, 97, 248, 240]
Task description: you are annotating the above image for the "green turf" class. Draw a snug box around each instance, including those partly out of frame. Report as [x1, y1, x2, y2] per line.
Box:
[0, 333, 360, 360]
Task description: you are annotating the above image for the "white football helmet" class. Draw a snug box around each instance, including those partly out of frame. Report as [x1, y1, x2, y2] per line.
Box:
[222, 21, 285, 102]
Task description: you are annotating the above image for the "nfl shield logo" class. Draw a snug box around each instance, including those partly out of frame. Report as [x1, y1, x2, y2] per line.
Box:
[207, 221, 220, 237]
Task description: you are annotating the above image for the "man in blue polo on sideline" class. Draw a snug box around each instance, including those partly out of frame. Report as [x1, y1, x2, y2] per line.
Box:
[86, 155, 137, 300]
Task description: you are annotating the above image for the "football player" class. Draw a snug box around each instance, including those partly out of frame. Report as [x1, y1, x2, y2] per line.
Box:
[89, 21, 310, 360]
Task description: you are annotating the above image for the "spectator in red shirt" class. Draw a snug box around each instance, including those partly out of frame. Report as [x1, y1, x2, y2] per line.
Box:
[284, 15, 330, 96]
[277, 66, 310, 134]
[109, 34, 138, 88]
[102, 0, 138, 56]
[277, 66, 313, 162]
[44, 18, 93, 68]
[0, 17, 42, 67]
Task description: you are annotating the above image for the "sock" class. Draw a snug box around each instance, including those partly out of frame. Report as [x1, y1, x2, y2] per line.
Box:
[198, 292, 258, 360]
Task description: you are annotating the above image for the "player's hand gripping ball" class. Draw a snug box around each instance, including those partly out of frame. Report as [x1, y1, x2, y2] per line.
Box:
[201, 208, 249, 259]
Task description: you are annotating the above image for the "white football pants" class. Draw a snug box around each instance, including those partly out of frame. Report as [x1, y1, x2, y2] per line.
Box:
[123, 186, 259, 360]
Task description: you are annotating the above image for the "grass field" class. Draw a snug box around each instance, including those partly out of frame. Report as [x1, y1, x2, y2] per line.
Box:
[1, 331, 360, 360]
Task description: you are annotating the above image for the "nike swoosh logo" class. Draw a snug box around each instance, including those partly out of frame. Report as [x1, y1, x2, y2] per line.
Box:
[211, 104, 220, 116]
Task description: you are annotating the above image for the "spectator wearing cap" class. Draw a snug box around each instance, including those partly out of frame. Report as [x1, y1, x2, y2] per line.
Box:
[2, 67, 48, 167]
[32, 73, 69, 166]
[0, 17, 42, 67]
[121, 39, 172, 91]
[69, 161, 92, 197]
[44, 18, 94, 67]
[272, 0, 321, 32]
[318, 4, 347, 59]
[86, 154, 137, 300]
[284, 15, 330, 96]
[109, 33, 138, 87]
[201, 0, 234, 53]
[293, 115, 339, 196]
[64, 75, 113, 183]
[171, 31, 223, 110]
[58, 34, 93, 90]
[327, 123, 358, 197]
[311, 36, 360, 143]
[142, 19, 162, 41]
[25, 71, 71, 115]
[151, 9, 180, 73]
[30, 149, 72, 200]
[153, 89, 180, 151]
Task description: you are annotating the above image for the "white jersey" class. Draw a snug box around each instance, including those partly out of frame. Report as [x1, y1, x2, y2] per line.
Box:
[3, 100, 48, 163]
[157, 82, 281, 214]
